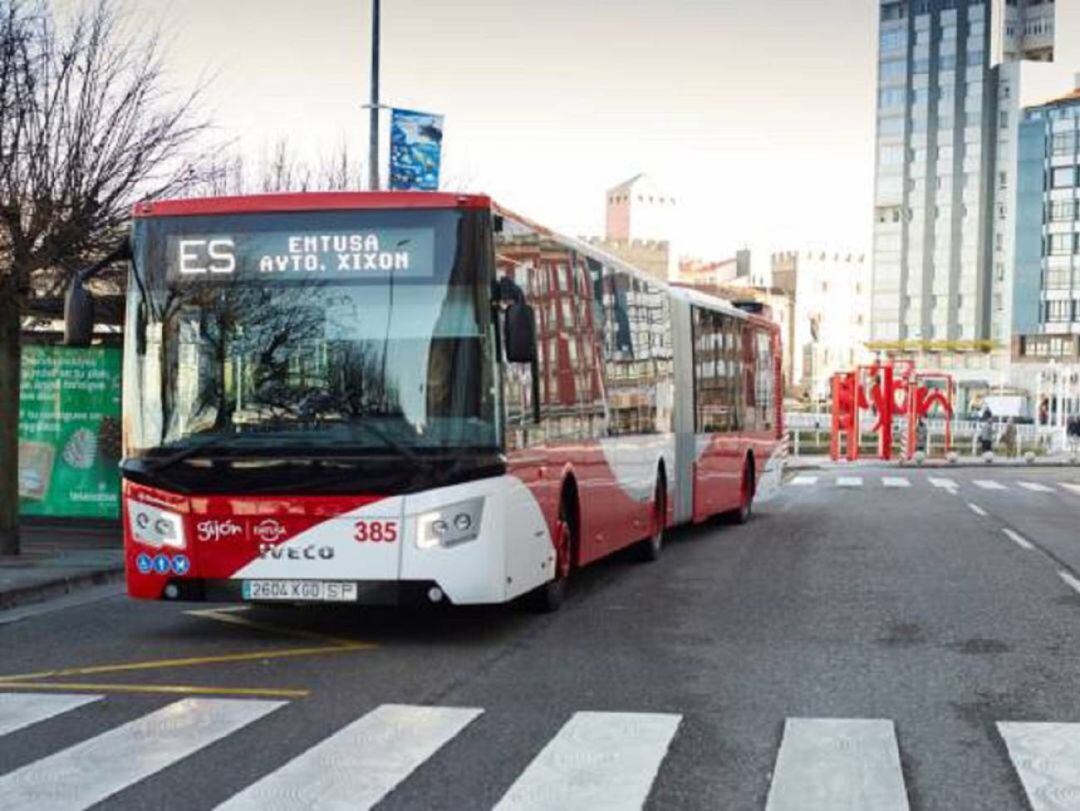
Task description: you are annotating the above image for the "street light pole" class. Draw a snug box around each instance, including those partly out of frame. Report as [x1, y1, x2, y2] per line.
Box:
[368, 0, 381, 191]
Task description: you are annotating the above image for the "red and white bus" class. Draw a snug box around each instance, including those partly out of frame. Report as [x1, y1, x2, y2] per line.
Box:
[67, 192, 783, 611]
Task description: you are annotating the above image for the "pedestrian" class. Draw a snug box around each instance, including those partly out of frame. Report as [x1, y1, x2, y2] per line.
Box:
[916, 417, 928, 453]
[1068, 414, 1080, 453]
[1000, 417, 1017, 458]
[978, 410, 994, 455]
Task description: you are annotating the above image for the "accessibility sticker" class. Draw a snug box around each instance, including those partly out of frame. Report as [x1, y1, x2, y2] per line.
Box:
[152, 553, 171, 575]
[135, 553, 154, 575]
[171, 555, 191, 576]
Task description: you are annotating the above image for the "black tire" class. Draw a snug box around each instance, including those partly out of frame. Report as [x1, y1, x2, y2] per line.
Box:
[637, 477, 666, 562]
[732, 460, 755, 525]
[525, 497, 574, 613]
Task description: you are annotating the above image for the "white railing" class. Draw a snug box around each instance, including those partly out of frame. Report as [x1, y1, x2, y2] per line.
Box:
[785, 412, 1074, 458]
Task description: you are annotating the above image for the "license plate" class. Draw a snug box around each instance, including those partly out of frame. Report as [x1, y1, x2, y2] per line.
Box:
[242, 579, 358, 603]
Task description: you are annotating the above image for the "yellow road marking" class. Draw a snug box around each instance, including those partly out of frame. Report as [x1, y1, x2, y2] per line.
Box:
[185, 606, 366, 648]
[0, 681, 309, 699]
[0, 644, 371, 684]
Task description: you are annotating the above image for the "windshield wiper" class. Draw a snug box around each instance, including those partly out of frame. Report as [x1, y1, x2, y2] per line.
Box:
[352, 420, 429, 468]
[133, 436, 231, 473]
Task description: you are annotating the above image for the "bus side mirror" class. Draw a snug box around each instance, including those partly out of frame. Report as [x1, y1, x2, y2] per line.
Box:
[64, 278, 95, 348]
[505, 302, 538, 364]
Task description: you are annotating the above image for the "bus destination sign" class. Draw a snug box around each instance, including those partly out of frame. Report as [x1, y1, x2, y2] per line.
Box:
[166, 228, 435, 282]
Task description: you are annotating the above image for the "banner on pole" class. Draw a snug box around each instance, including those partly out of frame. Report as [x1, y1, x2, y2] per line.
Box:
[389, 108, 444, 191]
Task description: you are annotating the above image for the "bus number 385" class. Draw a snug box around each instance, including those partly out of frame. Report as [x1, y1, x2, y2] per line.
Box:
[354, 520, 398, 543]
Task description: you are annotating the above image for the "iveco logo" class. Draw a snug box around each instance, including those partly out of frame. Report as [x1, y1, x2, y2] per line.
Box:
[253, 519, 287, 543]
[258, 544, 334, 561]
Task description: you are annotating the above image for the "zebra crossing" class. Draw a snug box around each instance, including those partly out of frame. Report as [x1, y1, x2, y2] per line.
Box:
[1, 691, 1078, 809]
[788, 473, 1080, 498]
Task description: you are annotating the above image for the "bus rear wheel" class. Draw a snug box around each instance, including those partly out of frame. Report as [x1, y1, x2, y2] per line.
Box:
[732, 460, 755, 525]
[637, 478, 666, 562]
[525, 501, 574, 613]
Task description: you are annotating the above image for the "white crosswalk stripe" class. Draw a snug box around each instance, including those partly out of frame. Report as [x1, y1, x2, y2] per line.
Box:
[882, 477, 910, 488]
[998, 722, 1080, 811]
[974, 480, 1007, 491]
[0, 698, 282, 811]
[836, 477, 863, 488]
[0, 693, 101, 738]
[1018, 482, 1055, 493]
[929, 477, 958, 491]
[494, 711, 681, 811]
[790, 475, 818, 486]
[765, 718, 908, 811]
[217, 704, 482, 810]
[9, 693, 1080, 810]
[1062, 483, 1080, 496]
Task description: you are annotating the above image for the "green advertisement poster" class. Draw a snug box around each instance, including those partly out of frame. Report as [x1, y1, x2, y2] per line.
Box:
[18, 346, 122, 520]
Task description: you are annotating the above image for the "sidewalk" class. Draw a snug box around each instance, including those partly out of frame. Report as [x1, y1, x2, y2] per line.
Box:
[0, 521, 124, 612]
[787, 454, 1080, 471]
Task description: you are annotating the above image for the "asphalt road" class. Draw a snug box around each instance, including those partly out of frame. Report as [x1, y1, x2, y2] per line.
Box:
[2, 466, 1080, 810]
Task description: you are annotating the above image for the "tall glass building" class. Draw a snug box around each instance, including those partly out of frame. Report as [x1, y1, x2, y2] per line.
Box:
[1013, 82, 1080, 360]
[871, 0, 1055, 352]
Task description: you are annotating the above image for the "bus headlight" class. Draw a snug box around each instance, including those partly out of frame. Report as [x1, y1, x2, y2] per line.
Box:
[127, 500, 186, 550]
[417, 498, 484, 550]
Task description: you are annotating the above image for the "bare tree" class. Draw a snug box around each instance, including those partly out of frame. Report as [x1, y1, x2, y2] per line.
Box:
[192, 138, 366, 197]
[0, 0, 210, 554]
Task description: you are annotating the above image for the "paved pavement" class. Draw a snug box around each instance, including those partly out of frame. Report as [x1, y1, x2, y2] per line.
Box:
[2, 469, 1080, 808]
[0, 522, 122, 612]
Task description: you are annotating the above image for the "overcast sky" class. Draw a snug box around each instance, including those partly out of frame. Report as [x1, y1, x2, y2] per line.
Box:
[130, 0, 1080, 264]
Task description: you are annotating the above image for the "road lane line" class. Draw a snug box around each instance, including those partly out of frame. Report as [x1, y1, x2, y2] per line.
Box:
[998, 722, 1080, 811]
[0, 693, 101, 738]
[0, 698, 283, 810]
[1061, 483, 1080, 497]
[0, 644, 371, 684]
[1002, 529, 1035, 551]
[974, 480, 1007, 491]
[1018, 482, 1055, 493]
[218, 704, 482, 811]
[0, 682, 309, 699]
[968, 503, 988, 517]
[836, 477, 863, 488]
[929, 477, 958, 492]
[185, 607, 368, 648]
[765, 718, 908, 811]
[790, 476, 818, 486]
[882, 477, 910, 488]
[1058, 571, 1080, 595]
[494, 711, 681, 811]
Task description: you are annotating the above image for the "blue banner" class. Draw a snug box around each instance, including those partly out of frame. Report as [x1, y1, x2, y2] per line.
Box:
[389, 108, 444, 192]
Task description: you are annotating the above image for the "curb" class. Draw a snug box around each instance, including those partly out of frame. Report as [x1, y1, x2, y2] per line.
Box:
[0, 564, 125, 613]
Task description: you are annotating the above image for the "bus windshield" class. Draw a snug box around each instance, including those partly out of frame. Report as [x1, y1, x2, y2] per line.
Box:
[124, 208, 497, 459]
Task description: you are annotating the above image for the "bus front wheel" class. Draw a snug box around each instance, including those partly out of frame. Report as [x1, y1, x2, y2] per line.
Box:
[525, 500, 574, 613]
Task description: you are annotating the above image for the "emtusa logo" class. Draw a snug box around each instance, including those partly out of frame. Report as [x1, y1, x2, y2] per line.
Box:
[253, 519, 288, 544]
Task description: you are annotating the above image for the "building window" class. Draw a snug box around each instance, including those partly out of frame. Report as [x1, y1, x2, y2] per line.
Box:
[1047, 234, 1075, 256]
[1045, 300, 1073, 323]
[1049, 200, 1076, 222]
[1051, 167, 1076, 188]
[1051, 131, 1077, 156]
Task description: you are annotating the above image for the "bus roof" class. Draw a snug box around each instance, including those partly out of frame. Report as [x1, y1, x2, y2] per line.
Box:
[132, 191, 491, 218]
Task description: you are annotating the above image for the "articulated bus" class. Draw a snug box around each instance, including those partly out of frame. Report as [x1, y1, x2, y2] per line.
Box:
[69, 192, 783, 611]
